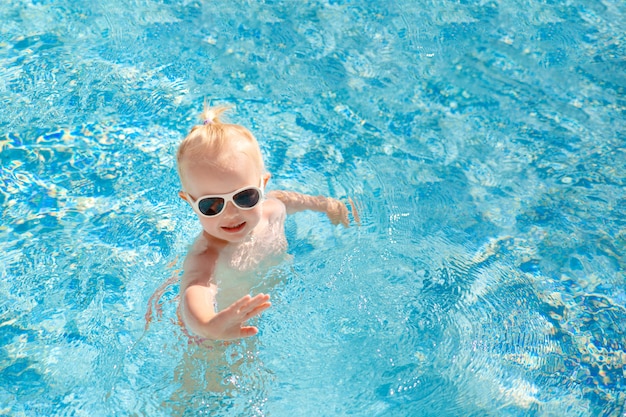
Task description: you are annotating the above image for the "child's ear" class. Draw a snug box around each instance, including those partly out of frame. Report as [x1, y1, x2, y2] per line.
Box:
[178, 191, 188, 201]
[262, 173, 271, 188]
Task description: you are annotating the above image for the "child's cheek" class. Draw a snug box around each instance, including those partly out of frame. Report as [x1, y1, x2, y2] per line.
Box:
[198, 216, 219, 234]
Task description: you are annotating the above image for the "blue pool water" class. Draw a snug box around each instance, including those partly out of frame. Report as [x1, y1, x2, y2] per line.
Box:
[1, 0, 625, 416]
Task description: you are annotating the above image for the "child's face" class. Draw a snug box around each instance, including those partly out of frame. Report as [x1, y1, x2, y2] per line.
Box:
[180, 148, 265, 243]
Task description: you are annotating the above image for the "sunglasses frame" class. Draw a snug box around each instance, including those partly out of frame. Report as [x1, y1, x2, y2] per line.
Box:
[183, 182, 264, 218]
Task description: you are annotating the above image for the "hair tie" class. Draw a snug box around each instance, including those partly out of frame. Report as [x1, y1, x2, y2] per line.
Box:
[203, 119, 213, 125]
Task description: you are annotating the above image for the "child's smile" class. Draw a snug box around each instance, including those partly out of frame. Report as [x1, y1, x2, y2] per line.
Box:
[221, 221, 247, 234]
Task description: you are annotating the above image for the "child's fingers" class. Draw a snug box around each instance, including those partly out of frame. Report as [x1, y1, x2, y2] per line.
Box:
[341, 207, 349, 227]
[242, 294, 270, 308]
[243, 302, 272, 320]
[228, 293, 268, 316]
[339, 201, 348, 226]
[239, 326, 259, 337]
[238, 294, 271, 318]
[233, 293, 267, 307]
[348, 197, 361, 225]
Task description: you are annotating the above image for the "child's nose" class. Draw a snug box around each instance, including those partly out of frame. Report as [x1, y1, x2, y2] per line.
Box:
[222, 200, 239, 216]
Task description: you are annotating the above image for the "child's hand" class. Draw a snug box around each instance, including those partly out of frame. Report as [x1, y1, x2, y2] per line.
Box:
[204, 293, 271, 340]
[325, 198, 350, 227]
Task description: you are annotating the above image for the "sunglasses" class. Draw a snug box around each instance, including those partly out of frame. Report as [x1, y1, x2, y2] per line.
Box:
[184, 184, 264, 217]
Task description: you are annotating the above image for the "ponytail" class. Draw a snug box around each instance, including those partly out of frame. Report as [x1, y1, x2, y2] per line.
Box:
[200, 105, 229, 126]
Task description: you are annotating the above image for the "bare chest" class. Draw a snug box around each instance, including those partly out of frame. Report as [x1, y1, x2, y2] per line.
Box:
[214, 220, 288, 308]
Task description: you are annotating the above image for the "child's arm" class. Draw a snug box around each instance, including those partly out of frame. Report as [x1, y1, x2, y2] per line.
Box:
[180, 241, 271, 340]
[267, 190, 351, 226]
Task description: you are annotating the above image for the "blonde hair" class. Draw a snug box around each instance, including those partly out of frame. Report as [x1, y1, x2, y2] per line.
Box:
[176, 105, 264, 185]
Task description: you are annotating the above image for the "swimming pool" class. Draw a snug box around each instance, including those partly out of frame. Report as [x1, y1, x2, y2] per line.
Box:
[1, 0, 624, 415]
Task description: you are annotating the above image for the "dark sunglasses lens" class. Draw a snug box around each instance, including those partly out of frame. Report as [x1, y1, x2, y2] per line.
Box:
[198, 197, 225, 216]
[233, 188, 261, 208]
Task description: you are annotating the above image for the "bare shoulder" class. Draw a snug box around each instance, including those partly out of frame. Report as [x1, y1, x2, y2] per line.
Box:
[262, 196, 287, 222]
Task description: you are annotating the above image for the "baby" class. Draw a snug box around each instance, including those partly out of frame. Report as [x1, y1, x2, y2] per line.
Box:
[175, 106, 351, 341]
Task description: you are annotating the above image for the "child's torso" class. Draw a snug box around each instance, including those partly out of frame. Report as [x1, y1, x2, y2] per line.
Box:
[214, 200, 288, 308]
